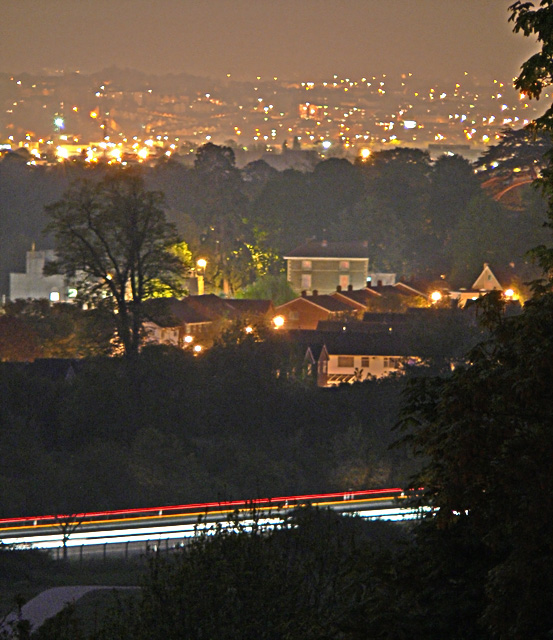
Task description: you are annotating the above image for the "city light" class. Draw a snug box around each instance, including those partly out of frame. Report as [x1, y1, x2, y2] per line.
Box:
[1, 65, 544, 165]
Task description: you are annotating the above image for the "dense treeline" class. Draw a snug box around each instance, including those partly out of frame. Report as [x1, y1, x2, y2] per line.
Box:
[0, 340, 420, 518]
[17, 277, 553, 640]
[1, 130, 549, 297]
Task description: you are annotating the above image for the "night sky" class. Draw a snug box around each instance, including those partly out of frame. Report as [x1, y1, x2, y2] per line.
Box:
[1, 1, 539, 82]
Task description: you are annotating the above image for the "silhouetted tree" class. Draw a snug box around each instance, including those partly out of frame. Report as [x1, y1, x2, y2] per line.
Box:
[44, 169, 186, 357]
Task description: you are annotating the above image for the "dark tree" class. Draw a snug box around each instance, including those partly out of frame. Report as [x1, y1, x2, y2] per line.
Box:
[399, 290, 553, 637]
[98, 508, 406, 640]
[510, 0, 553, 132]
[475, 126, 552, 176]
[44, 169, 186, 358]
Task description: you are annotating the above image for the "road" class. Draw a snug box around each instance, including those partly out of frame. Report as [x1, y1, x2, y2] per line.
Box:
[0, 488, 424, 559]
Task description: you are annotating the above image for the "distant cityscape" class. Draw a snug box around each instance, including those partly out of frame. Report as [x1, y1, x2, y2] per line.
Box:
[0, 67, 542, 165]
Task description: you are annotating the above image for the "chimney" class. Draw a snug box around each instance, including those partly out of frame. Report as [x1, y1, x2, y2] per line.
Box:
[301, 290, 307, 297]
[362, 240, 368, 247]
[336, 285, 342, 292]
[347, 284, 353, 291]
[321, 239, 328, 247]
[312, 289, 318, 296]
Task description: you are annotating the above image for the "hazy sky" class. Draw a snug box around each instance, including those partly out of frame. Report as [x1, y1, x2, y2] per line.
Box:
[1, 1, 539, 81]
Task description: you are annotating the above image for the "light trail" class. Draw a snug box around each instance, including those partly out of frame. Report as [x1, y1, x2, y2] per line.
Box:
[0, 490, 426, 552]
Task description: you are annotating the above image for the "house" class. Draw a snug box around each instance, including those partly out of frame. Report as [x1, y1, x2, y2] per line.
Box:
[367, 272, 396, 287]
[331, 284, 382, 310]
[303, 342, 330, 386]
[323, 334, 419, 386]
[187, 295, 276, 322]
[291, 330, 422, 387]
[318, 312, 410, 334]
[9, 248, 76, 303]
[143, 295, 277, 348]
[449, 263, 516, 307]
[275, 291, 357, 330]
[284, 239, 369, 294]
[361, 281, 428, 311]
[143, 298, 213, 347]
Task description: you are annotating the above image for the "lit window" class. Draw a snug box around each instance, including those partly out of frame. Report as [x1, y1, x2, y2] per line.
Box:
[49, 291, 60, 302]
[339, 275, 350, 289]
[339, 261, 350, 270]
[301, 274, 312, 290]
[301, 260, 312, 270]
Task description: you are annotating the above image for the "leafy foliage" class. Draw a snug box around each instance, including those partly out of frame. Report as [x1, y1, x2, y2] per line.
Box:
[398, 288, 553, 637]
[44, 169, 186, 357]
[98, 509, 406, 640]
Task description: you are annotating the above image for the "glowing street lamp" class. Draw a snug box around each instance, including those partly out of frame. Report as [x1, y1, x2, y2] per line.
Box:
[272, 315, 285, 329]
[196, 258, 207, 295]
[430, 291, 442, 304]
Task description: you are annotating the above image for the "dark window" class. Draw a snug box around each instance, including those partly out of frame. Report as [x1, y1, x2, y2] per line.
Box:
[338, 356, 354, 368]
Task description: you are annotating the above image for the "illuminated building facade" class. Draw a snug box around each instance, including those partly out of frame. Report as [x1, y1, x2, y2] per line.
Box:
[284, 240, 369, 295]
[9, 248, 75, 302]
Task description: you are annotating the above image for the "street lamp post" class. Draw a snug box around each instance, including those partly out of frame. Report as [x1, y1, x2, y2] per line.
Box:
[196, 258, 207, 296]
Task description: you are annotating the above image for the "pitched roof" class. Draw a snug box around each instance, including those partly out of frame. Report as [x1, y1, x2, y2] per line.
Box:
[361, 312, 410, 327]
[305, 343, 329, 362]
[284, 240, 369, 259]
[277, 294, 354, 313]
[394, 282, 428, 298]
[185, 295, 275, 320]
[288, 329, 421, 357]
[223, 299, 275, 316]
[143, 298, 211, 326]
[333, 287, 382, 307]
[186, 294, 232, 319]
[471, 263, 503, 290]
[368, 284, 426, 299]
